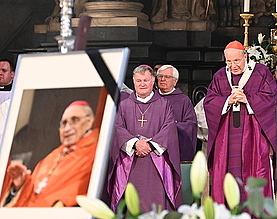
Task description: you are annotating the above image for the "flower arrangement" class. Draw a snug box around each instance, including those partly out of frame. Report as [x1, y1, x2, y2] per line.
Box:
[247, 33, 275, 72]
[76, 151, 277, 219]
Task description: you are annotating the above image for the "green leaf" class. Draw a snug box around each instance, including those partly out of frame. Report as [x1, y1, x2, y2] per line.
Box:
[164, 212, 183, 219]
[264, 197, 277, 217]
[116, 199, 126, 219]
[247, 177, 267, 189]
[204, 196, 215, 219]
[259, 212, 277, 219]
[125, 212, 138, 219]
[230, 205, 242, 215]
[246, 189, 264, 217]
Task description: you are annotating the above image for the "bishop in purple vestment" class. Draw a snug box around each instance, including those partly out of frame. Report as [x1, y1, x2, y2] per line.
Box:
[204, 41, 277, 204]
[156, 65, 197, 161]
[108, 65, 182, 213]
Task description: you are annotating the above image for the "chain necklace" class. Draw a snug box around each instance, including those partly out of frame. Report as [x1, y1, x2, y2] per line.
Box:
[136, 103, 152, 127]
[34, 146, 76, 194]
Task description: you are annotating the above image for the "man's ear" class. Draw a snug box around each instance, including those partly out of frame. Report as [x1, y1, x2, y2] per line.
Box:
[11, 71, 15, 79]
[87, 115, 95, 130]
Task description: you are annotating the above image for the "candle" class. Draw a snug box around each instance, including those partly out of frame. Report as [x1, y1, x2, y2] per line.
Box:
[244, 0, 250, 12]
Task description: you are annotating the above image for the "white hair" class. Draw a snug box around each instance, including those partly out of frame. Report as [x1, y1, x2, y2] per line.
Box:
[157, 65, 179, 79]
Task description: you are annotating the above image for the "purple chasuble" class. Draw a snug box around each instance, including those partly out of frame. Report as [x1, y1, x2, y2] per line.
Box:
[159, 88, 198, 161]
[204, 63, 277, 204]
[119, 91, 130, 102]
[108, 91, 182, 212]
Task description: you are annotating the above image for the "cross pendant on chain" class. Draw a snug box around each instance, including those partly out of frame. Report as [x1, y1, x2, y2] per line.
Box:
[138, 114, 147, 127]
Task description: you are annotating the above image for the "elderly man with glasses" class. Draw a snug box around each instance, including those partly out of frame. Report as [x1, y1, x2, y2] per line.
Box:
[1, 100, 99, 207]
[204, 40, 277, 204]
[156, 65, 197, 162]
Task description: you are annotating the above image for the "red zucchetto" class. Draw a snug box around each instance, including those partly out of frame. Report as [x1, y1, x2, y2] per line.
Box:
[67, 100, 91, 108]
[225, 40, 245, 50]
[139, 64, 153, 70]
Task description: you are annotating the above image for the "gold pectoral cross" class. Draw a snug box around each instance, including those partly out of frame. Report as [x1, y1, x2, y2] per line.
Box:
[138, 114, 147, 127]
[136, 102, 152, 128]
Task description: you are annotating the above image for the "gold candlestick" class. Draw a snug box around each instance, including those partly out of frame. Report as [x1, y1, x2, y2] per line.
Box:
[272, 13, 277, 26]
[240, 13, 254, 50]
[271, 13, 277, 68]
[271, 13, 277, 54]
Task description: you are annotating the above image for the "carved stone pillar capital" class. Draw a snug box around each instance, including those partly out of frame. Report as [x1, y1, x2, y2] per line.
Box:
[82, 1, 148, 21]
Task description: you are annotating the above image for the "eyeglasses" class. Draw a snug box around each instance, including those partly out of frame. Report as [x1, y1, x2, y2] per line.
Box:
[225, 57, 244, 66]
[59, 115, 90, 128]
[157, 74, 175, 80]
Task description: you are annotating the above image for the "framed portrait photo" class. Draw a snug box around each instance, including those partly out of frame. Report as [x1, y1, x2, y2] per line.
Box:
[0, 48, 130, 218]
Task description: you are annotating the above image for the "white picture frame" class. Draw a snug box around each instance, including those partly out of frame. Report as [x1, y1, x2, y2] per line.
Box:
[0, 48, 130, 218]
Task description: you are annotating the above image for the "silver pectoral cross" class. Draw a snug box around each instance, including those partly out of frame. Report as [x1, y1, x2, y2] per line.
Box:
[35, 177, 48, 194]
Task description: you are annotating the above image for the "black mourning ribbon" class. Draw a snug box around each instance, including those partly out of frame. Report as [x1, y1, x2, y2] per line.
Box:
[233, 110, 240, 128]
[233, 103, 240, 128]
[86, 50, 120, 107]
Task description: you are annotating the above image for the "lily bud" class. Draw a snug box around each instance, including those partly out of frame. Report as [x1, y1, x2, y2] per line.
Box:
[125, 183, 141, 216]
[76, 196, 115, 219]
[204, 196, 215, 219]
[258, 33, 265, 45]
[224, 173, 240, 210]
[190, 151, 207, 198]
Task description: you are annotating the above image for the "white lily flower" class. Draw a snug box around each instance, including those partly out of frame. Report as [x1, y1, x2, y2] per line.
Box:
[178, 203, 205, 219]
[224, 173, 240, 210]
[178, 203, 198, 214]
[258, 33, 265, 44]
[138, 210, 169, 219]
[212, 202, 251, 219]
[247, 46, 267, 64]
[231, 212, 251, 219]
[214, 203, 231, 219]
[76, 195, 115, 219]
[190, 151, 207, 198]
[247, 33, 274, 71]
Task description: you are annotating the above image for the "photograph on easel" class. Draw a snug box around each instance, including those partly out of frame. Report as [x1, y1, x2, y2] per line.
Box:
[0, 48, 129, 218]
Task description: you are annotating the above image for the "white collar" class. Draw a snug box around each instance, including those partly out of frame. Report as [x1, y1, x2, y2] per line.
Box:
[226, 59, 256, 89]
[159, 88, 175, 95]
[136, 91, 154, 103]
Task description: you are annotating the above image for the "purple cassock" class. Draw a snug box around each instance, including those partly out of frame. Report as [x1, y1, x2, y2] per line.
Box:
[204, 63, 277, 204]
[159, 88, 198, 161]
[108, 91, 182, 212]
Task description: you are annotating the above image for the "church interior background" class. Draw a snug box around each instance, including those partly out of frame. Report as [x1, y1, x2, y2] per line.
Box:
[0, 0, 276, 105]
